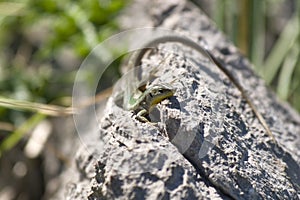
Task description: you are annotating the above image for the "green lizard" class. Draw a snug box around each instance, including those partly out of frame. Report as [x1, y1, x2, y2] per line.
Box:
[126, 83, 174, 123]
[128, 35, 275, 141]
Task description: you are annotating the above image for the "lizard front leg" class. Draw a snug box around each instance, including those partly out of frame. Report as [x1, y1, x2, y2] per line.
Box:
[135, 109, 150, 123]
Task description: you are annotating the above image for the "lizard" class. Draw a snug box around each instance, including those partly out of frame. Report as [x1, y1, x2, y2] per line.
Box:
[127, 35, 275, 141]
[125, 83, 175, 123]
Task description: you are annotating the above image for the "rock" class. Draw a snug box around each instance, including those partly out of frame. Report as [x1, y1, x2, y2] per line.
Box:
[61, 0, 300, 199]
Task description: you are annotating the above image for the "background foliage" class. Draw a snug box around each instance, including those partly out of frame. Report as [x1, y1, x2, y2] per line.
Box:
[197, 0, 300, 110]
[0, 0, 126, 154]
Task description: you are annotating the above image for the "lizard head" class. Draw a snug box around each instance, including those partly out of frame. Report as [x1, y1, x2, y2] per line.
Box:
[146, 83, 175, 107]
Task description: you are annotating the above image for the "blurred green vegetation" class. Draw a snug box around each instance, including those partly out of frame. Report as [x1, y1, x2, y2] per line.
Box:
[209, 0, 300, 111]
[0, 0, 299, 155]
[0, 0, 127, 155]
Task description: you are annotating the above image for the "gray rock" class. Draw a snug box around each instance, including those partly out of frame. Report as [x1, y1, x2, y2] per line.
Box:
[62, 0, 300, 199]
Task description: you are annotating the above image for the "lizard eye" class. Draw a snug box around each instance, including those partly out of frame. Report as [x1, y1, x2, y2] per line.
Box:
[158, 89, 164, 93]
[149, 93, 153, 98]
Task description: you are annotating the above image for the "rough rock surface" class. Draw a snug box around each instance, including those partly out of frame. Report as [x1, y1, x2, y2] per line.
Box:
[60, 0, 300, 199]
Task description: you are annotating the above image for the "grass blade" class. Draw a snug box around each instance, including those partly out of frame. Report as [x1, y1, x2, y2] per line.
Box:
[277, 44, 299, 100]
[263, 15, 299, 83]
[0, 113, 45, 156]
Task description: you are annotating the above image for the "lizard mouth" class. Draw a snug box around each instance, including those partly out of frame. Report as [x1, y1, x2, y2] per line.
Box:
[150, 90, 174, 107]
